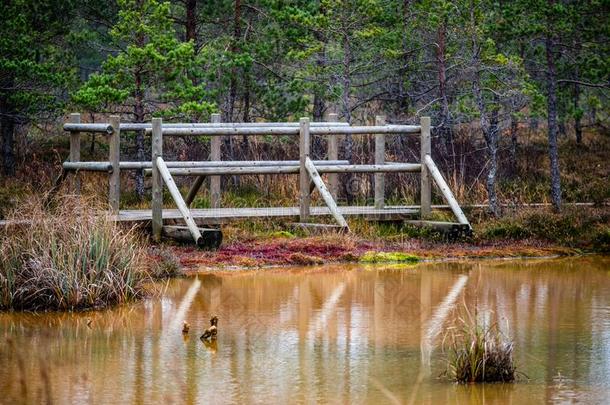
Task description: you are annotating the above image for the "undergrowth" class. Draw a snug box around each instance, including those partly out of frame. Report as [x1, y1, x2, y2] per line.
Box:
[0, 196, 149, 311]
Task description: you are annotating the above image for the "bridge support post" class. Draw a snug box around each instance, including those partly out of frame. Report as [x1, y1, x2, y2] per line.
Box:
[420, 116, 431, 218]
[69, 113, 81, 194]
[185, 113, 220, 207]
[152, 117, 163, 241]
[327, 113, 339, 200]
[374, 115, 386, 209]
[209, 113, 221, 208]
[299, 117, 311, 222]
[108, 115, 121, 214]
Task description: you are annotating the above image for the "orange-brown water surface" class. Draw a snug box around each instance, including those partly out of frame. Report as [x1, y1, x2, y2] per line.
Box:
[1, 256, 609, 404]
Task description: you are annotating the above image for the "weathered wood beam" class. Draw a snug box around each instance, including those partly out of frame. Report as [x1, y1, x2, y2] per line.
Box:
[121, 159, 349, 169]
[156, 157, 204, 246]
[108, 115, 121, 214]
[420, 116, 432, 218]
[151, 118, 163, 242]
[209, 113, 221, 208]
[162, 226, 222, 249]
[153, 125, 421, 137]
[64, 123, 113, 133]
[374, 115, 386, 209]
[119, 121, 350, 131]
[304, 157, 349, 230]
[327, 113, 339, 199]
[424, 155, 470, 227]
[299, 118, 311, 222]
[69, 113, 81, 194]
[63, 162, 112, 172]
[152, 163, 421, 176]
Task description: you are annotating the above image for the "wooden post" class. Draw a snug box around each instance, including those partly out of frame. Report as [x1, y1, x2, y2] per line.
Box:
[108, 115, 121, 214]
[151, 117, 163, 241]
[69, 113, 81, 194]
[327, 113, 339, 199]
[185, 114, 221, 207]
[210, 113, 221, 208]
[299, 117, 311, 222]
[374, 115, 386, 209]
[420, 116, 431, 218]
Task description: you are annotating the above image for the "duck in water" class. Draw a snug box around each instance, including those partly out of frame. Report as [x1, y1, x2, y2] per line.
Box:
[200, 315, 218, 341]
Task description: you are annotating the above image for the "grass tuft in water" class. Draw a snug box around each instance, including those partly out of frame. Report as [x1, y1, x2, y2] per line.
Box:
[444, 314, 516, 383]
[0, 196, 149, 311]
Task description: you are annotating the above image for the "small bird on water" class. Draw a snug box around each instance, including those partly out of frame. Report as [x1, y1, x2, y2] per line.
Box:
[200, 315, 218, 341]
[182, 321, 190, 334]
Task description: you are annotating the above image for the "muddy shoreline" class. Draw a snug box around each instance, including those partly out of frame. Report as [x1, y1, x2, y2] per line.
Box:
[165, 235, 591, 272]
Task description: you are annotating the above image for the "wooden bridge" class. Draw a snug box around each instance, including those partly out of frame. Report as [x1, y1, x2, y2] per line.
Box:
[62, 113, 471, 247]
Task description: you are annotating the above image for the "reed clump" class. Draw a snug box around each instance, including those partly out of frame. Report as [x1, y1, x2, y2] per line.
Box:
[444, 316, 516, 383]
[0, 196, 149, 311]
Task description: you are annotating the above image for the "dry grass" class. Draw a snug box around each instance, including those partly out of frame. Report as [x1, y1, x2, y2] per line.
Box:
[444, 309, 516, 383]
[0, 196, 149, 311]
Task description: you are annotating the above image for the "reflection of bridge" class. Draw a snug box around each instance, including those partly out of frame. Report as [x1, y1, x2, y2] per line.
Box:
[62, 113, 471, 246]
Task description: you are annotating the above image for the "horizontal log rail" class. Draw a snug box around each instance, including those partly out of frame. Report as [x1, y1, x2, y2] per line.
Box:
[64, 123, 419, 136]
[120, 121, 349, 130]
[63, 121, 348, 132]
[63, 160, 351, 172]
[150, 124, 421, 137]
[145, 163, 421, 176]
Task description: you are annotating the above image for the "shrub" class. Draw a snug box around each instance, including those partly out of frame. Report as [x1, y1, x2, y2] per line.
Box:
[149, 247, 182, 278]
[0, 196, 149, 311]
[444, 317, 516, 383]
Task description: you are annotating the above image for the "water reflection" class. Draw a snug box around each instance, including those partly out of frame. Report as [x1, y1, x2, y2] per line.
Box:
[1, 257, 609, 404]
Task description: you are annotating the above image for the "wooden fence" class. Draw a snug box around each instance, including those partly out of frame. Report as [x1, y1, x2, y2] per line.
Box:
[63, 114, 471, 246]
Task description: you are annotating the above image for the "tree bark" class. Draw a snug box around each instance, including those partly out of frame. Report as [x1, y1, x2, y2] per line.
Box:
[436, 19, 452, 148]
[0, 75, 16, 176]
[185, 0, 197, 45]
[0, 108, 16, 177]
[472, 50, 500, 215]
[509, 114, 518, 175]
[545, 33, 563, 211]
[134, 70, 145, 199]
[227, 0, 241, 124]
[341, 32, 355, 204]
[572, 75, 582, 143]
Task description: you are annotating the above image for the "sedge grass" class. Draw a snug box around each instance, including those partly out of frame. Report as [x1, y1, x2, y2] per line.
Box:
[444, 309, 517, 383]
[0, 196, 149, 311]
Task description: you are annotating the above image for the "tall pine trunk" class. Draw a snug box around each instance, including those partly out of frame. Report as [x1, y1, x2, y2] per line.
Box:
[545, 34, 562, 211]
[185, 0, 197, 44]
[471, 13, 500, 216]
[0, 75, 15, 176]
[573, 82, 582, 144]
[134, 71, 145, 200]
[341, 33, 355, 204]
[436, 20, 452, 151]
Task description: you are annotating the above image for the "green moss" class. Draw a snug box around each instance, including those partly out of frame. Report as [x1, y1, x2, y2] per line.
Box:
[360, 251, 420, 263]
[269, 230, 296, 239]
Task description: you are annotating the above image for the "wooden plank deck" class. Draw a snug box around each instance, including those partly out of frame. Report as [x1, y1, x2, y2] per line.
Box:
[115, 205, 420, 224]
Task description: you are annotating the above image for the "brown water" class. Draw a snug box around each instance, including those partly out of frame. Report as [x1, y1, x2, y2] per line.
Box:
[1, 257, 610, 404]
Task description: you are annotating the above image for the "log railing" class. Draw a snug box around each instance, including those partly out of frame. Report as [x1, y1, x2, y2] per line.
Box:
[63, 113, 470, 244]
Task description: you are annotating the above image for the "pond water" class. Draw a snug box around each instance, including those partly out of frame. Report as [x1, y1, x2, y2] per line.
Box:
[1, 256, 609, 404]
